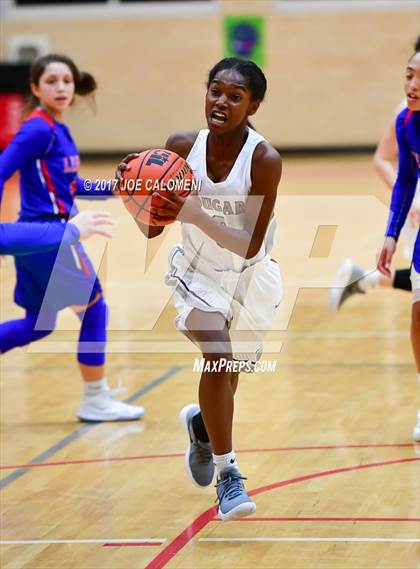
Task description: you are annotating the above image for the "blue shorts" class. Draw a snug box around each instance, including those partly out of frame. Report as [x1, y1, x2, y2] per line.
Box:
[414, 229, 420, 273]
[14, 240, 102, 313]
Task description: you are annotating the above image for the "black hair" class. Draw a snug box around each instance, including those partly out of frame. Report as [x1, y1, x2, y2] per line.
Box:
[408, 36, 420, 63]
[25, 53, 97, 115]
[207, 57, 267, 102]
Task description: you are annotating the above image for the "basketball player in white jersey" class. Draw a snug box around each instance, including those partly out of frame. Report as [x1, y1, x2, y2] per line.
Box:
[117, 58, 282, 520]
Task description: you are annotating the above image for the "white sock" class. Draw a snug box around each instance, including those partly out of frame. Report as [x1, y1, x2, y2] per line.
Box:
[359, 270, 380, 292]
[213, 451, 238, 475]
[84, 377, 108, 398]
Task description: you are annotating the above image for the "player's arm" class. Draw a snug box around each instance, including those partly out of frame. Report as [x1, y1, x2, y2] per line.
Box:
[133, 219, 164, 238]
[373, 119, 398, 190]
[114, 134, 197, 239]
[133, 132, 197, 239]
[165, 131, 197, 161]
[0, 118, 52, 204]
[385, 115, 418, 241]
[243, 143, 282, 258]
[114, 152, 164, 239]
[153, 142, 282, 260]
[378, 113, 417, 277]
[0, 211, 113, 255]
[373, 99, 406, 190]
[0, 222, 76, 255]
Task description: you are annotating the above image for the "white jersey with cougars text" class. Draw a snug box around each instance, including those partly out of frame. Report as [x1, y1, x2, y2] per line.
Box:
[183, 128, 277, 272]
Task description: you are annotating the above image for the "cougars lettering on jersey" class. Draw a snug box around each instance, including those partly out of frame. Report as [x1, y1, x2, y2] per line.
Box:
[199, 196, 246, 216]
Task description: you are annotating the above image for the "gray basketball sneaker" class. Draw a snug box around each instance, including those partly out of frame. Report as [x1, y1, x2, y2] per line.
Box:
[329, 259, 366, 311]
[216, 466, 256, 521]
[179, 404, 215, 487]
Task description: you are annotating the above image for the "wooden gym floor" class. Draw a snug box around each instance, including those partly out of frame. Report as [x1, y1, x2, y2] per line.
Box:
[0, 156, 419, 569]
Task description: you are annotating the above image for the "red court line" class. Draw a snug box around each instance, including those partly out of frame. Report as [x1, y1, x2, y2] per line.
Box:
[103, 542, 162, 547]
[0, 453, 183, 471]
[144, 457, 420, 569]
[210, 516, 420, 523]
[0, 442, 415, 472]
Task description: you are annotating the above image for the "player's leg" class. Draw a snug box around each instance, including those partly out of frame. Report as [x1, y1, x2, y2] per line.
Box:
[184, 308, 256, 520]
[180, 348, 239, 488]
[179, 315, 230, 488]
[74, 295, 144, 422]
[410, 259, 420, 442]
[329, 259, 411, 311]
[0, 310, 57, 353]
[411, 301, 420, 442]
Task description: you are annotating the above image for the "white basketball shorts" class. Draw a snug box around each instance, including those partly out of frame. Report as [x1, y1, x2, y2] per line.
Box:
[165, 244, 282, 365]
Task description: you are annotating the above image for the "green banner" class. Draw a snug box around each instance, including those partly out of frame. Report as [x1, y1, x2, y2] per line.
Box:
[224, 15, 265, 67]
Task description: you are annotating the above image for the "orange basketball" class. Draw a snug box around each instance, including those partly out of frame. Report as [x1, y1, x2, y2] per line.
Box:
[116, 149, 194, 226]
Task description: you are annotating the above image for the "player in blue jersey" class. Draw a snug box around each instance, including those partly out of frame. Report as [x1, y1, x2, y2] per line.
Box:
[377, 48, 420, 441]
[0, 54, 144, 422]
[330, 36, 420, 311]
[0, 210, 114, 255]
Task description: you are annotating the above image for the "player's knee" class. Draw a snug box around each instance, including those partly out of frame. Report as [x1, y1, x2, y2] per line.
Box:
[78, 296, 108, 328]
[196, 331, 232, 360]
[27, 311, 56, 342]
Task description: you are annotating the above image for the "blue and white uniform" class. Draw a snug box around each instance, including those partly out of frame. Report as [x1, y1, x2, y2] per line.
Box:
[0, 107, 108, 312]
[385, 108, 420, 298]
[0, 107, 109, 364]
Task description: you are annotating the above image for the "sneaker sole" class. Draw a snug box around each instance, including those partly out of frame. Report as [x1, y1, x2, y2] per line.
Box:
[179, 404, 213, 488]
[77, 408, 145, 422]
[328, 258, 354, 312]
[218, 501, 257, 522]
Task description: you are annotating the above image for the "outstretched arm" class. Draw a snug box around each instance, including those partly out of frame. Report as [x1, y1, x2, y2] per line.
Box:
[0, 211, 114, 255]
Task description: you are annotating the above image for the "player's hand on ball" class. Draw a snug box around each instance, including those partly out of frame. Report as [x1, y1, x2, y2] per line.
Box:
[377, 236, 396, 278]
[70, 210, 115, 240]
[151, 192, 201, 224]
[114, 153, 139, 185]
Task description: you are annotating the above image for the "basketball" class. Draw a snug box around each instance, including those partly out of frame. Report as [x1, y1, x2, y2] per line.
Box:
[116, 149, 194, 226]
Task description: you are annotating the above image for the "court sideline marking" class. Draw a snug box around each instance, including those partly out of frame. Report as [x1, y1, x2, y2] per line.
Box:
[0, 366, 182, 490]
[0, 539, 165, 546]
[0, 442, 417, 472]
[144, 457, 420, 569]
[199, 537, 420, 543]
